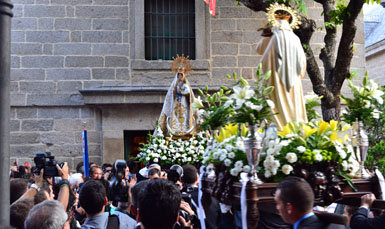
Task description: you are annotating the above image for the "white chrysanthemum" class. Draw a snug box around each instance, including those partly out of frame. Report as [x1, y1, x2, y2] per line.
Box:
[145, 157, 150, 161]
[225, 144, 233, 152]
[263, 159, 272, 167]
[280, 140, 291, 146]
[161, 155, 167, 160]
[235, 160, 243, 168]
[212, 151, 220, 160]
[314, 153, 323, 162]
[230, 168, 239, 176]
[236, 166, 243, 173]
[243, 165, 251, 173]
[228, 152, 235, 159]
[282, 164, 293, 175]
[296, 146, 306, 153]
[285, 153, 298, 163]
[224, 159, 232, 166]
[271, 167, 278, 175]
[219, 154, 227, 161]
[272, 160, 280, 169]
[236, 140, 245, 150]
[264, 170, 272, 178]
[153, 158, 159, 163]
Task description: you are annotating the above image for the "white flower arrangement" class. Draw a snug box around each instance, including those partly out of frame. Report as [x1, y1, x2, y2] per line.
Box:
[137, 127, 208, 166]
[223, 69, 276, 125]
[341, 74, 385, 124]
[202, 124, 250, 178]
[260, 120, 360, 181]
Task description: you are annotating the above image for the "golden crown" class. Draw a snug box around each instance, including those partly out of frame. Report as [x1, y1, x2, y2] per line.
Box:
[171, 54, 192, 76]
[266, 3, 301, 30]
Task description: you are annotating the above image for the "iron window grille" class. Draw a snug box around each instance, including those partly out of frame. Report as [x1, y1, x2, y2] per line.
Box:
[145, 0, 196, 60]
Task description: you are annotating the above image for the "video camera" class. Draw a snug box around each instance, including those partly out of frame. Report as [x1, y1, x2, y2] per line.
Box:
[33, 152, 64, 178]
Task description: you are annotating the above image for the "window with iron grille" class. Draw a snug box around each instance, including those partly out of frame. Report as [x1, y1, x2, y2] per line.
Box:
[145, 0, 196, 60]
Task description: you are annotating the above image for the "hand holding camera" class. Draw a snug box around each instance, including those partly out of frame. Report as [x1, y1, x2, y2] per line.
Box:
[33, 168, 44, 189]
[33, 152, 64, 178]
[57, 162, 69, 180]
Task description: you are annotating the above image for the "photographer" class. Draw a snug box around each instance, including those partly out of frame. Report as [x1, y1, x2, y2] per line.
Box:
[110, 160, 135, 212]
[12, 161, 70, 211]
[138, 178, 194, 229]
[167, 165, 199, 229]
[90, 165, 103, 180]
[80, 179, 136, 229]
[102, 163, 113, 181]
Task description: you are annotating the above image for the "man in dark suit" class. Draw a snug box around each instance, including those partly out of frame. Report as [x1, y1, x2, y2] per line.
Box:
[350, 193, 385, 229]
[274, 177, 327, 229]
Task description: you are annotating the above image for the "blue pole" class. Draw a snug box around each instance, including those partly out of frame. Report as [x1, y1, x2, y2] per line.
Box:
[82, 129, 89, 178]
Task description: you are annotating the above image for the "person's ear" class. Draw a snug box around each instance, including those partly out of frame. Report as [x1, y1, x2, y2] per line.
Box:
[104, 197, 108, 206]
[130, 205, 137, 216]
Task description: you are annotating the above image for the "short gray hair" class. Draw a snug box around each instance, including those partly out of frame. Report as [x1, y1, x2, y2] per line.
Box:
[24, 200, 67, 229]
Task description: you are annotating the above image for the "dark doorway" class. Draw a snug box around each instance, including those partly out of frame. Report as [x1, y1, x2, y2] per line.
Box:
[123, 130, 151, 160]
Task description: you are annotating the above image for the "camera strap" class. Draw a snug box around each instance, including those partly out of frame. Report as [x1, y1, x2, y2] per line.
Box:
[107, 214, 120, 229]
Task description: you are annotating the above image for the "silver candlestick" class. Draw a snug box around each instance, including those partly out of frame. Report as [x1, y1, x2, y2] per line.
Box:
[244, 123, 263, 184]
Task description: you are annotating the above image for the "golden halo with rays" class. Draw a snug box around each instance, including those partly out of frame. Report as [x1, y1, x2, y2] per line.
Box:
[266, 3, 301, 30]
[171, 54, 192, 76]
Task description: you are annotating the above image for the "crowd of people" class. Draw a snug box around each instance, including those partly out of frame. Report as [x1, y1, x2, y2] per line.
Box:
[8, 157, 385, 229]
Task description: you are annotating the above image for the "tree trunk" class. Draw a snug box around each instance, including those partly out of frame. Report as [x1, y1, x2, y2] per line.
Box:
[321, 96, 341, 122]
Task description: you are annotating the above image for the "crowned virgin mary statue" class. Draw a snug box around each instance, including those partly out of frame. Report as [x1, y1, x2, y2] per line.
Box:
[157, 55, 196, 137]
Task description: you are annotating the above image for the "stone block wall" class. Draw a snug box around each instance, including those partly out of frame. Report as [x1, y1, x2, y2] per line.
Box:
[365, 39, 385, 86]
[10, 106, 102, 170]
[10, 0, 131, 168]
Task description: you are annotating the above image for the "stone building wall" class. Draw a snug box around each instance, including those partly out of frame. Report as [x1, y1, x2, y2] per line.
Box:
[10, 0, 366, 168]
[10, 0, 130, 167]
[365, 39, 385, 86]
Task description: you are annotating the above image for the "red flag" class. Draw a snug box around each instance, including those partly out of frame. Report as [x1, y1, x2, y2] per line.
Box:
[204, 0, 209, 4]
[209, 0, 216, 16]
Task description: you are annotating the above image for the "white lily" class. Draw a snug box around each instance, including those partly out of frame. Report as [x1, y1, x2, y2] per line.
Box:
[231, 86, 255, 109]
[192, 96, 204, 110]
[266, 99, 275, 109]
